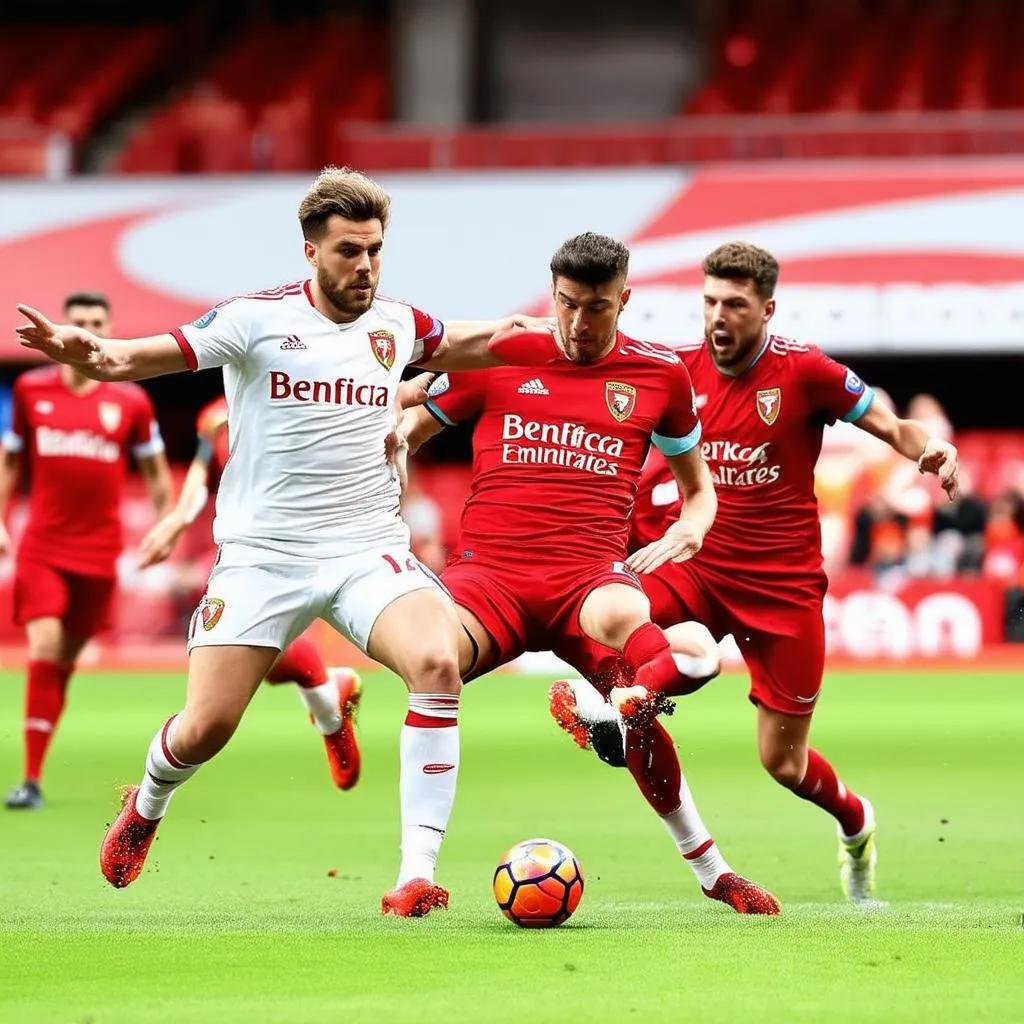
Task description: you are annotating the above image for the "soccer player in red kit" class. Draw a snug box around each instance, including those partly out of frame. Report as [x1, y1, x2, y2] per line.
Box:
[0, 292, 174, 810]
[551, 242, 960, 903]
[138, 395, 363, 790]
[402, 233, 780, 914]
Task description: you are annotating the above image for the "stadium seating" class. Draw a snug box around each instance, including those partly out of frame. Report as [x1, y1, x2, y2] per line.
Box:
[0, 24, 176, 149]
[113, 17, 389, 174]
[686, 0, 1023, 115]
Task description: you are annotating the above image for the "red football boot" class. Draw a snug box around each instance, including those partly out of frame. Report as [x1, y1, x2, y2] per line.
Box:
[321, 668, 362, 791]
[381, 878, 450, 917]
[702, 872, 782, 915]
[548, 680, 593, 750]
[99, 785, 160, 889]
[608, 685, 676, 728]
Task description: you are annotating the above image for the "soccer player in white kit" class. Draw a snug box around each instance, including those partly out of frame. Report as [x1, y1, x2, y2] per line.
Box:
[15, 166, 532, 917]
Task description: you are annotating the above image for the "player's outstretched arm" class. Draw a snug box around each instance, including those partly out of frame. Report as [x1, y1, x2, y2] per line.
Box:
[853, 399, 959, 501]
[15, 305, 188, 382]
[627, 450, 717, 574]
[419, 316, 557, 371]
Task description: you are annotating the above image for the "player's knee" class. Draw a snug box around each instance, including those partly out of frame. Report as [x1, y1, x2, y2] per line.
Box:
[405, 646, 462, 694]
[664, 621, 717, 659]
[591, 604, 646, 650]
[173, 710, 240, 763]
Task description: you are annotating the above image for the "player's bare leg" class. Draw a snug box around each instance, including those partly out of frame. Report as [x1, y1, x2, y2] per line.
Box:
[265, 636, 363, 790]
[5, 619, 87, 811]
[757, 705, 877, 904]
[100, 645, 276, 888]
[451, 603, 500, 681]
[368, 588, 464, 917]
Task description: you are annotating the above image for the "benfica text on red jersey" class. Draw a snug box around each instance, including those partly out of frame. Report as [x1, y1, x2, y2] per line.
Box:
[425, 333, 701, 563]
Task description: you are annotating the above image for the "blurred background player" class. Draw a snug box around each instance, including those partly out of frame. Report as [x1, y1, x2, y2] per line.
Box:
[551, 243, 959, 904]
[399, 234, 779, 915]
[0, 292, 173, 810]
[138, 395, 362, 791]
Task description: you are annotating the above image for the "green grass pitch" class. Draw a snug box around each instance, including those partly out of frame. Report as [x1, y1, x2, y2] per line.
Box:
[0, 667, 1021, 1023]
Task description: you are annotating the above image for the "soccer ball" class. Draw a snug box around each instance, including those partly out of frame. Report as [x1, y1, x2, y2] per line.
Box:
[492, 838, 584, 928]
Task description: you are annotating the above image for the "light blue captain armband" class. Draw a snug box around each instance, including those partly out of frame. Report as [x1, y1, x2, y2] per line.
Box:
[424, 400, 455, 427]
[841, 386, 876, 423]
[652, 420, 702, 456]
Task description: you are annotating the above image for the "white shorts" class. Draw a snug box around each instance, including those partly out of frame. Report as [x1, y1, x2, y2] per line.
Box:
[187, 543, 446, 653]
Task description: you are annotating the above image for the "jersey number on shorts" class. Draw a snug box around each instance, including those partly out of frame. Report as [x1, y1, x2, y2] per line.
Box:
[382, 554, 421, 574]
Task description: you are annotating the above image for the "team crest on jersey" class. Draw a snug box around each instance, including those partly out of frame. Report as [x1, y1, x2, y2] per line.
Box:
[369, 330, 397, 371]
[200, 596, 225, 632]
[605, 381, 637, 422]
[98, 402, 122, 433]
[756, 388, 781, 426]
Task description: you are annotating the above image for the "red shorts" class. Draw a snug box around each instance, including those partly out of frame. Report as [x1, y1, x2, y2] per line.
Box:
[441, 554, 643, 681]
[642, 560, 826, 717]
[12, 558, 117, 639]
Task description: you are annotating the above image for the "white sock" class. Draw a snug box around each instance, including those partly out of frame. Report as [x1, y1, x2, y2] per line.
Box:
[396, 692, 460, 887]
[566, 678, 619, 724]
[660, 774, 732, 890]
[672, 651, 720, 679]
[298, 677, 341, 735]
[135, 715, 200, 821]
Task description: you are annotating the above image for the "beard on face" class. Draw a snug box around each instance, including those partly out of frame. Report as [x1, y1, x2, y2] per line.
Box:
[563, 332, 615, 366]
[318, 266, 375, 318]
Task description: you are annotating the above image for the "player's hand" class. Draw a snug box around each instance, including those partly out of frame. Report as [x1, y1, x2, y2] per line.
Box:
[502, 314, 557, 333]
[0, 521, 10, 558]
[918, 438, 959, 501]
[138, 514, 185, 569]
[15, 305, 102, 366]
[397, 371, 437, 410]
[626, 520, 704, 574]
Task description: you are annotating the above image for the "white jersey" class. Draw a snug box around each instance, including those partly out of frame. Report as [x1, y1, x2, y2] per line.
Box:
[171, 280, 444, 559]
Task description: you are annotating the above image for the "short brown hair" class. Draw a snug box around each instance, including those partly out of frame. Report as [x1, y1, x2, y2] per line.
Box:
[702, 242, 779, 299]
[64, 291, 110, 313]
[298, 166, 391, 241]
[550, 232, 630, 287]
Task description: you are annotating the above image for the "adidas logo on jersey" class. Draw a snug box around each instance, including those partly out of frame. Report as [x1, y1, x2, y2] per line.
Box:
[517, 378, 549, 395]
[280, 335, 307, 350]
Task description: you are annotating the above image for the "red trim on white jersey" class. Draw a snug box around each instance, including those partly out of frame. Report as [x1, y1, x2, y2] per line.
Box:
[170, 328, 198, 371]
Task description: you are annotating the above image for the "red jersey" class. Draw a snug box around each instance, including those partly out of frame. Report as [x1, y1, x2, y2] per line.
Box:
[195, 396, 230, 482]
[425, 333, 701, 563]
[663, 335, 875, 593]
[4, 367, 164, 576]
[629, 447, 680, 552]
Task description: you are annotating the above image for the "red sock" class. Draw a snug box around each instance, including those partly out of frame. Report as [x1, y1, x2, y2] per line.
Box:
[622, 622, 680, 696]
[24, 660, 73, 783]
[793, 748, 865, 837]
[265, 637, 328, 689]
[624, 721, 682, 816]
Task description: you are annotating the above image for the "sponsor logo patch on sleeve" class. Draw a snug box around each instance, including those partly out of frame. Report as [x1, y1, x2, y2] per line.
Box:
[191, 309, 218, 329]
[844, 369, 865, 395]
[427, 374, 451, 398]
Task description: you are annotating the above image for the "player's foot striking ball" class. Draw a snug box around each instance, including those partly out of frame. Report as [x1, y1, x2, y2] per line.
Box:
[99, 786, 161, 889]
[493, 838, 584, 928]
